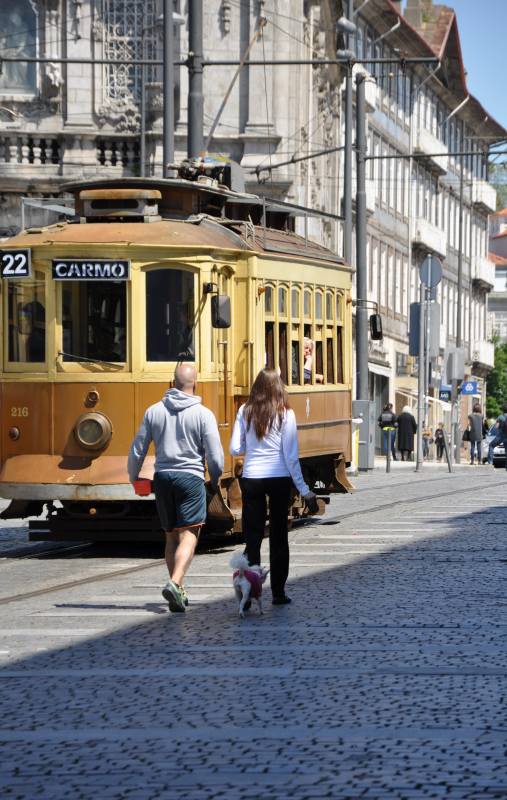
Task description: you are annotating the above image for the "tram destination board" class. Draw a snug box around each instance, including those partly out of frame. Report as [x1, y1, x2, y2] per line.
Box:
[0, 249, 31, 279]
[52, 259, 130, 280]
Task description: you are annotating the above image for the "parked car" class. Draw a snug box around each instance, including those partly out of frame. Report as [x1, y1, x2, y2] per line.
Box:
[493, 442, 506, 468]
[482, 424, 499, 464]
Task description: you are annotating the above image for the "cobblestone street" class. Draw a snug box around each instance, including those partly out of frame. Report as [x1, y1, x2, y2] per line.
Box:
[1, 464, 507, 799]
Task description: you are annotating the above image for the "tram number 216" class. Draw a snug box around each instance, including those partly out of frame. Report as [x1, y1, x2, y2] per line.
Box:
[11, 407, 29, 417]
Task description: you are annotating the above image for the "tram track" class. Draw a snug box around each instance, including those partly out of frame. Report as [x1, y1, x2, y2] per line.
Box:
[1, 475, 506, 606]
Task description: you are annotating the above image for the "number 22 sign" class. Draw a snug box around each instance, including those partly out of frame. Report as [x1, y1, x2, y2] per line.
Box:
[0, 249, 31, 279]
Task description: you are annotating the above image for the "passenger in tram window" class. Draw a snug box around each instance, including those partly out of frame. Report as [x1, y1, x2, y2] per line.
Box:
[303, 337, 323, 384]
[128, 364, 224, 613]
[23, 300, 45, 362]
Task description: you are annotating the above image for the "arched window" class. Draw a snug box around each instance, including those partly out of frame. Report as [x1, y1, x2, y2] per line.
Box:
[0, 0, 37, 94]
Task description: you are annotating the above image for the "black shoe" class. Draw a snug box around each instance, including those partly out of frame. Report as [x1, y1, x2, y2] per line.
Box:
[392, 456, 398, 461]
[243, 599, 251, 611]
[272, 595, 292, 605]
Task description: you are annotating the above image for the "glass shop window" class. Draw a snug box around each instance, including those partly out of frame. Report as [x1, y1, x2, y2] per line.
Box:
[8, 271, 46, 363]
[146, 269, 194, 361]
[62, 281, 127, 363]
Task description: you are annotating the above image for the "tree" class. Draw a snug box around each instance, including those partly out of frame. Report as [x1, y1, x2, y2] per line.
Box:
[489, 163, 507, 211]
[486, 338, 507, 418]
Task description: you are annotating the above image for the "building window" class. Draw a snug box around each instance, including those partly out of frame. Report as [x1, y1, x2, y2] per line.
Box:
[101, 0, 158, 106]
[0, 0, 37, 94]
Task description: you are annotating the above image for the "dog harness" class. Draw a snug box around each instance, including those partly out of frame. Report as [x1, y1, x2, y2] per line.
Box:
[233, 569, 263, 599]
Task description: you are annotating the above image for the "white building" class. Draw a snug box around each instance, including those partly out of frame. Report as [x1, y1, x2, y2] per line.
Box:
[0, 0, 502, 437]
[489, 210, 507, 342]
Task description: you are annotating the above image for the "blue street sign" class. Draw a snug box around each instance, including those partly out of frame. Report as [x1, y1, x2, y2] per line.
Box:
[460, 380, 478, 395]
[439, 389, 451, 402]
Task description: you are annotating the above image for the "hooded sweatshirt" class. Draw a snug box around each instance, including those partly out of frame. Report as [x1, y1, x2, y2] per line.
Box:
[127, 388, 224, 484]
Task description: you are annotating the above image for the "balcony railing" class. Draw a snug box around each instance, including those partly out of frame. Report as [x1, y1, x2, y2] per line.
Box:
[471, 341, 495, 369]
[413, 128, 448, 175]
[412, 218, 447, 258]
[472, 256, 495, 290]
[471, 180, 497, 213]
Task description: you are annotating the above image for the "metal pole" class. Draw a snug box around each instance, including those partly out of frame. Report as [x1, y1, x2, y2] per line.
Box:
[355, 74, 368, 402]
[140, 33, 146, 177]
[416, 280, 425, 471]
[343, 0, 354, 266]
[454, 148, 465, 464]
[188, 0, 204, 158]
[163, 0, 175, 175]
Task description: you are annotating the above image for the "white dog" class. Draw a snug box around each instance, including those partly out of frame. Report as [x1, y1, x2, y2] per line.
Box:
[230, 552, 269, 618]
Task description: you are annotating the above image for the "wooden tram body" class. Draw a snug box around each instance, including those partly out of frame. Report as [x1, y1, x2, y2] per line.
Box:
[0, 169, 353, 539]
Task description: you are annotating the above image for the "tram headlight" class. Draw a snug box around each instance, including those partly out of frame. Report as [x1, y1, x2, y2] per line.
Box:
[74, 412, 112, 450]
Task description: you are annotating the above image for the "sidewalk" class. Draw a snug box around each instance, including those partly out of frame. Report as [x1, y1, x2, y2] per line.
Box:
[1, 468, 507, 798]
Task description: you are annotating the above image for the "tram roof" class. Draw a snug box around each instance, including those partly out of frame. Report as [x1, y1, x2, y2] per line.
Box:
[9, 217, 345, 266]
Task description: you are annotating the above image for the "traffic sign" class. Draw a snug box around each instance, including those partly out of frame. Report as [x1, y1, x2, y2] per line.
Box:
[439, 389, 451, 402]
[419, 255, 443, 288]
[460, 380, 478, 395]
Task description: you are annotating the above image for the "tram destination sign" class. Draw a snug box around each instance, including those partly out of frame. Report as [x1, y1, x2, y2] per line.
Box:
[0, 249, 32, 279]
[52, 259, 130, 280]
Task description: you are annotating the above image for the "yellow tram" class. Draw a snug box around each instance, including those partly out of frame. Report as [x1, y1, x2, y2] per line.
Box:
[0, 163, 354, 539]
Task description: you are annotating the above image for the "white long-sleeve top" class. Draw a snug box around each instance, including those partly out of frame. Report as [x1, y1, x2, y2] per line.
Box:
[229, 404, 309, 496]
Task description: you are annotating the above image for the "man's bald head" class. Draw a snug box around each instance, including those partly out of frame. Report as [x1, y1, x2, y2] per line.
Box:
[174, 363, 197, 393]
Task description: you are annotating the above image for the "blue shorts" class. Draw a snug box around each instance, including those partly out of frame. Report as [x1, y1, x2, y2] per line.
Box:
[153, 471, 206, 533]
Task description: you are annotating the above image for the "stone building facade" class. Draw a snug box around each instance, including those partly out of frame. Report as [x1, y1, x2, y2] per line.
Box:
[0, 0, 502, 438]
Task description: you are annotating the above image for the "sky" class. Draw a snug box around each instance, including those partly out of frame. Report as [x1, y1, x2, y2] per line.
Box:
[403, 0, 507, 129]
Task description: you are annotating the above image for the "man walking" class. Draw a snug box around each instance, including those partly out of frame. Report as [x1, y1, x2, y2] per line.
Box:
[128, 364, 224, 612]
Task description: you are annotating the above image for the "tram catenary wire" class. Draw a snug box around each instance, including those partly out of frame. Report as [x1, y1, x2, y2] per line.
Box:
[1, 477, 506, 606]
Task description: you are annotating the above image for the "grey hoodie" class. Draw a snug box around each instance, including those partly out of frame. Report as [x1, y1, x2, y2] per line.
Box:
[127, 388, 224, 483]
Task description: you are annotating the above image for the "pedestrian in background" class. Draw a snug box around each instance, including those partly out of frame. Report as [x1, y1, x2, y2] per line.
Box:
[128, 364, 224, 612]
[422, 422, 433, 460]
[378, 403, 398, 461]
[467, 402, 488, 465]
[434, 422, 445, 462]
[397, 405, 417, 461]
[230, 368, 316, 605]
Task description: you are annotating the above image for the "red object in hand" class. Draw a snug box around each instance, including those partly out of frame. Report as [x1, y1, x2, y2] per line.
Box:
[133, 479, 152, 496]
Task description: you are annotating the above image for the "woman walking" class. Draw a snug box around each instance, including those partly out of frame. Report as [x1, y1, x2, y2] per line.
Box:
[230, 368, 316, 605]
[468, 402, 488, 465]
[397, 405, 417, 461]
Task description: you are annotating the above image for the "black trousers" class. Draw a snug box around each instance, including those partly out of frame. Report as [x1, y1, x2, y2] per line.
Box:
[240, 476, 293, 598]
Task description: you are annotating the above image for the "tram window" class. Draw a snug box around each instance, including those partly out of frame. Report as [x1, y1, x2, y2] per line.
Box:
[304, 290, 312, 318]
[279, 323, 288, 384]
[265, 322, 274, 369]
[278, 287, 287, 316]
[315, 339, 324, 379]
[62, 282, 126, 362]
[291, 288, 300, 318]
[146, 269, 194, 362]
[315, 292, 323, 320]
[291, 340, 301, 384]
[264, 286, 273, 314]
[326, 292, 333, 321]
[326, 337, 335, 383]
[336, 326, 344, 383]
[8, 272, 46, 363]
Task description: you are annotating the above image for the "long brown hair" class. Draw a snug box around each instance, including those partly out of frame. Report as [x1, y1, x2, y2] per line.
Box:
[244, 369, 290, 439]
